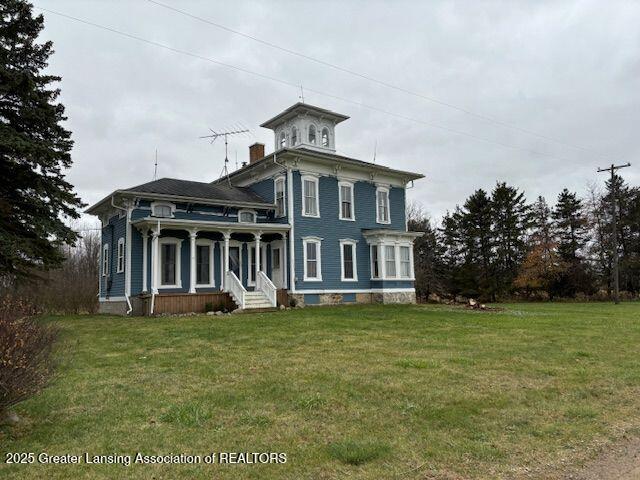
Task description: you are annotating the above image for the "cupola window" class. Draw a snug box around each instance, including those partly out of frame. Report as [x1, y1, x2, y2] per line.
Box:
[322, 128, 329, 147]
[291, 127, 297, 145]
[280, 132, 286, 148]
[308, 125, 316, 145]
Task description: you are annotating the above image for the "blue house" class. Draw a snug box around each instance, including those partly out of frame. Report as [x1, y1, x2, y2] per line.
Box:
[87, 103, 424, 314]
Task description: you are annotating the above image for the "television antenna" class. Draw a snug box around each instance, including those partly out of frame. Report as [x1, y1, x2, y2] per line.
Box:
[200, 128, 249, 184]
[153, 148, 158, 180]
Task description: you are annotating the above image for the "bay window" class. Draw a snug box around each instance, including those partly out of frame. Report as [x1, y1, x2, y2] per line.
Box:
[400, 246, 411, 278]
[370, 245, 380, 279]
[385, 245, 396, 278]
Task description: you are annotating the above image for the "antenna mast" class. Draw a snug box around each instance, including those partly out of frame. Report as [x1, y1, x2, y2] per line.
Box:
[200, 128, 249, 184]
[153, 149, 158, 180]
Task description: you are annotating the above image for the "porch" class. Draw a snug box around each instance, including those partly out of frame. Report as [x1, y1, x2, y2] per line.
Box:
[132, 217, 290, 313]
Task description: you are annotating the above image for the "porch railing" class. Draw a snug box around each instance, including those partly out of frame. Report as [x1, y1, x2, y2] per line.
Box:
[256, 270, 277, 308]
[225, 270, 246, 309]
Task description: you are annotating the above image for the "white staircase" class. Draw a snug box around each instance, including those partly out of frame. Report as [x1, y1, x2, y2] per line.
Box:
[242, 291, 274, 310]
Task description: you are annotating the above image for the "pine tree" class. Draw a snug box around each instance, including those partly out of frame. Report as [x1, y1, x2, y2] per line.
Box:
[460, 189, 493, 299]
[490, 182, 530, 297]
[551, 189, 594, 296]
[0, 1, 83, 278]
[552, 189, 587, 261]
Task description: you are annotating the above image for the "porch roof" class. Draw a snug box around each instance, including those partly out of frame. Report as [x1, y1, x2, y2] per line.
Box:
[132, 216, 290, 233]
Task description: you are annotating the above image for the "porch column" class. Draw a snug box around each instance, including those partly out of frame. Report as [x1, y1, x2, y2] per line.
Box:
[254, 232, 262, 273]
[222, 231, 231, 289]
[141, 229, 149, 292]
[189, 229, 198, 293]
[151, 229, 160, 294]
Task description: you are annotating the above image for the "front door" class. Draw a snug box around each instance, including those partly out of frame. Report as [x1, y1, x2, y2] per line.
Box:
[271, 244, 283, 288]
[228, 246, 241, 281]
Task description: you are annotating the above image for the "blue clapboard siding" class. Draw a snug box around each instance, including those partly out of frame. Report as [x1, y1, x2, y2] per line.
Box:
[292, 171, 407, 292]
[100, 214, 126, 297]
[248, 177, 289, 224]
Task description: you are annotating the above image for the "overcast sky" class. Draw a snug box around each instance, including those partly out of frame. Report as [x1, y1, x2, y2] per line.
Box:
[36, 0, 640, 226]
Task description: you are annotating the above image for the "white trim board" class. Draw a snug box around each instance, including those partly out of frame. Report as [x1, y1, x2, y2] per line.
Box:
[292, 288, 415, 294]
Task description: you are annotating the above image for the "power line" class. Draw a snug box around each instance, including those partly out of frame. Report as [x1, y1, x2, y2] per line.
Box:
[146, 0, 604, 159]
[35, 5, 574, 163]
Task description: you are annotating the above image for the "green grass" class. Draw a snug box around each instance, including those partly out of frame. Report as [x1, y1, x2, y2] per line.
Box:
[1, 303, 640, 479]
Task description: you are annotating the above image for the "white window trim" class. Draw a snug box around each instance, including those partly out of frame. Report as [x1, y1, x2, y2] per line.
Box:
[370, 244, 380, 280]
[301, 174, 320, 218]
[274, 176, 286, 218]
[102, 244, 109, 277]
[158, 237, 182, 289]
[370, 241, 415, 280]
[238, 209, 257, 223]
[308, 124, 317, 145]
[399, 244, 413, 280]
[338, 181, 355, 221]
[376, 186, 391, 225]
[302, 236, 323, 282]
[195, 239, 215, 287]
[116, 237, 125, 273]
[321, 127, 330, 148]
[339, 239, 358, 282]
[150, 201, 176, 218]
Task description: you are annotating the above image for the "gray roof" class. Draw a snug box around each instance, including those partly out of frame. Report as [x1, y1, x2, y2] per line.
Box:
[122, 178, 271, 205]
[260, 102, 349, 129]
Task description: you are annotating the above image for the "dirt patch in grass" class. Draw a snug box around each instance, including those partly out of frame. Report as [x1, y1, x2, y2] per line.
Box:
[571, 434, 640, 480]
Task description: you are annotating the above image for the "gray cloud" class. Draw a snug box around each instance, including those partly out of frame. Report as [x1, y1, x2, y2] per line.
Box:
[37, 0, 640, 224]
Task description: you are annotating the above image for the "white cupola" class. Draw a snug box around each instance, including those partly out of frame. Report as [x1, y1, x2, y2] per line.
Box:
[260, 103, 349, 153]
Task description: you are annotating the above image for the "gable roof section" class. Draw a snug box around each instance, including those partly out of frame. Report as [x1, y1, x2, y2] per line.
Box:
[86, 178, 273, 215]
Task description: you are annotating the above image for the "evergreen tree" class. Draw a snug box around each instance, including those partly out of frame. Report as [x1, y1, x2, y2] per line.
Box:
[406, 202, 445, 298]
[460, 189, 493, 299]
[0, 1, 83, 278]
[552, 189, 587, 261]
[551, 189, 594, 296]
[490, 182, 530, 297]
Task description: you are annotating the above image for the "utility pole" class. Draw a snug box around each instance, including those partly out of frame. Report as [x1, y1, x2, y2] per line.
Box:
[597, 162, 631, 304]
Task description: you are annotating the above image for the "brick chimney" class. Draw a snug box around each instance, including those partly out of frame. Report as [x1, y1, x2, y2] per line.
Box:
[249, 143, 265, 164]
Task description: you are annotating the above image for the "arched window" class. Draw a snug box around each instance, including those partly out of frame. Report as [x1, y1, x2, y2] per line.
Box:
[280, 132, 286, 148]
[291, 126, 297, 145]
[308, 125, 316, 145]
[322, 128, 329, 147]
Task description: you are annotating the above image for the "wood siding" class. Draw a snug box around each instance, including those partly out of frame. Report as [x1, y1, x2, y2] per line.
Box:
[149, 292, 234, 315]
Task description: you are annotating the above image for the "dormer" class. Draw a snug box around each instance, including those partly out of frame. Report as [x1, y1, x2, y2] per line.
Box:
[260, 103, 349, 153]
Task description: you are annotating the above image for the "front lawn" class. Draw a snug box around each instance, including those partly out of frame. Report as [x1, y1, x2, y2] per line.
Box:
[2, 303, 640, 479]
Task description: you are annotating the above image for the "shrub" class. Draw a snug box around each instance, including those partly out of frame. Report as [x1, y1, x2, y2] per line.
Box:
[0, 297, 58, 418]
[204, 302, 214, 312]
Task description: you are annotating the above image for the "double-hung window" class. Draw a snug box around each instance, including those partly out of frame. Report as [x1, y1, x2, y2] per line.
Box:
[400, 246, 411, 278]
[303, 237, 322, 281]
[102, 244, 109, 277]
[376, 187, 390, 224]
[370, 245, 380, 279]
[275, 177, 286, 217]
[302, 175, 319, 217]
[340, 240, 357, 281]
[338, 182, 354, 220]
[116, 238, 125, 273]
[385, 245, 397, 278]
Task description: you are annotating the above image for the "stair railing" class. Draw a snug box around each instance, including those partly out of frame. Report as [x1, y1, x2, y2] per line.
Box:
[256, 270, 277, 307]
[225, 270, 246, 309]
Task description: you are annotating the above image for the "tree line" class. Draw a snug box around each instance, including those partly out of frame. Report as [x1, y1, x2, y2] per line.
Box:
[409, 175, 639, 301]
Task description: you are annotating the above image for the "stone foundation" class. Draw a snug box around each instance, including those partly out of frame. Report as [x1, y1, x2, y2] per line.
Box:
[372, 291, 416, 304]
[319, 293, 342, 305]
[290, 293, 306, 307]
[356, 293, 373, 304]
[98, 300, 128, 315]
